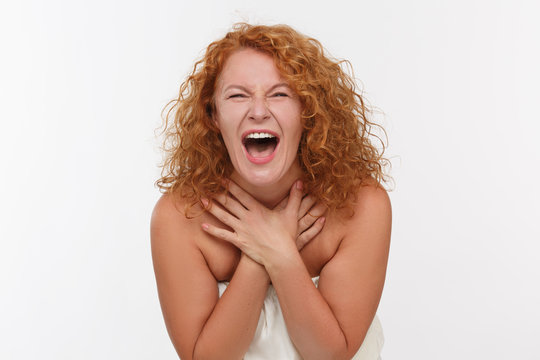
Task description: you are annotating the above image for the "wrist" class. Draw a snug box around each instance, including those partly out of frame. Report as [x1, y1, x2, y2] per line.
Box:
[239, 253, 270, 283]
[262, 237, 301, 275]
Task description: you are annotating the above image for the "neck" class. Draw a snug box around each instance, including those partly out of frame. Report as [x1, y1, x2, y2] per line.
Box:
[229, 166, 303, 209]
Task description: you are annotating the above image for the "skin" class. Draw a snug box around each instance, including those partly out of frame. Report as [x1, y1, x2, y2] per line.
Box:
[151, 49, 391, 360]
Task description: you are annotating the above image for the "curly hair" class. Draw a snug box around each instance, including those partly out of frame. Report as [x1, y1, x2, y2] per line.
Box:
[157, 23, 389, 216]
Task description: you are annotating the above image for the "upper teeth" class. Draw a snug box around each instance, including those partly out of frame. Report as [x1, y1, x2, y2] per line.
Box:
[245, 132, 275, 139]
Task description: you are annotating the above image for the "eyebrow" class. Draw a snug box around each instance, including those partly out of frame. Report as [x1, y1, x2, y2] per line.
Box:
[223, 82, 291, 93]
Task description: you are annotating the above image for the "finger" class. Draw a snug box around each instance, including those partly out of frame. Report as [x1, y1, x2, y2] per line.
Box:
[225, 180, 258, 210]
[213, 193, 246, 218]
[297, 201, 327, 233]
[204, 199, 240, 228]
[201, 223, 239, 247]
[296, 217, 325, 250]
[285, 180, 303, 214]
[297, 211, 319, 235]
[297, 194, 317, 220]
[307, 201, 327, 218]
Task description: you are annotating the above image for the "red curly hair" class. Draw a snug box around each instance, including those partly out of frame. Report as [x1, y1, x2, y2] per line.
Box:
[157, 23, 389, 216]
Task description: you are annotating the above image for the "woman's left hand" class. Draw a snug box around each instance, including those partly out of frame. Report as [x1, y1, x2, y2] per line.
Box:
[201, 180, 304, 266]
[273, 192, 327, 251]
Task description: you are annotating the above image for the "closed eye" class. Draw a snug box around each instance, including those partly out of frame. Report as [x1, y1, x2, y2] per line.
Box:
[228, 93, 247, 99]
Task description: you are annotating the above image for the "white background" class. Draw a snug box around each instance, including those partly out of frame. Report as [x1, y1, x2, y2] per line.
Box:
[1, 0, 539, 359]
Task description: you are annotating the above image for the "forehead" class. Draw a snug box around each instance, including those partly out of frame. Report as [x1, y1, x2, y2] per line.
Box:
[218, 48, 284, 88]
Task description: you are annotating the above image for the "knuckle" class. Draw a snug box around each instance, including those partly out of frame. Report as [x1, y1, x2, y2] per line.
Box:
[305, 196, 315, 206]
[302, 216, 314, 227]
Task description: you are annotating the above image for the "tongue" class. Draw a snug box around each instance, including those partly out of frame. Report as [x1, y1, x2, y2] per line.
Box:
[245, 142, 276, 157]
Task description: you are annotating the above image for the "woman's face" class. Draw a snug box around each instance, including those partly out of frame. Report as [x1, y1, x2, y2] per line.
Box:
[214, 48, 303, 187]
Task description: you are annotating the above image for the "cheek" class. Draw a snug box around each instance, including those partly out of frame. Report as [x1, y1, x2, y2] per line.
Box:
[273, 101, 301, 123]
[286, 108, 303, 140]
[214, 117, 236, 149]
[215, 102, 247, 127]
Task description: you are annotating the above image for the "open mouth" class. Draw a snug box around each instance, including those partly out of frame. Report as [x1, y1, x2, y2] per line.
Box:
[242, 131, 280, 158]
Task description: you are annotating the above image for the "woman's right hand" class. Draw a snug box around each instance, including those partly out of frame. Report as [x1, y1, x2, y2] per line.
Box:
[274, 193, 327, 251]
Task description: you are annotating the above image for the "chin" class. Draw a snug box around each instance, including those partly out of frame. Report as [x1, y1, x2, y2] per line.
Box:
[237, 169, 282, 187]
[230, 152, 299, 189]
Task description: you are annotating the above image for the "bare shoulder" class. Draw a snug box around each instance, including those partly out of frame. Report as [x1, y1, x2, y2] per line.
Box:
[150, 193, 212, 277]
[152, 193, 240, 282]
[336, 179, 392, 261]
[151, 193, 189, 229]
[151, 193, 202, 247]
[349, 179, 392, 228]
[322, 179, 392, 265]
[150, 193, 206, 271]
[152, 195, 187, 256]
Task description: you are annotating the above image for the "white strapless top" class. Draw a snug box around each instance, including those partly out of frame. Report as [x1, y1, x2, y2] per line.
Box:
[218, 277, 384, 360]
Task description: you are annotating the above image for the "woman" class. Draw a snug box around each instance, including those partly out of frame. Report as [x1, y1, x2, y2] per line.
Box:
[152, 23, 391, 360]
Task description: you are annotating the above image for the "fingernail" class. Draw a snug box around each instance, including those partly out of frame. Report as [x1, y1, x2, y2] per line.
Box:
[319, 216, 325, 224]
[296, 180, 303, 190]
[201, 223, 209, 230]
[201, 198, 209, 206]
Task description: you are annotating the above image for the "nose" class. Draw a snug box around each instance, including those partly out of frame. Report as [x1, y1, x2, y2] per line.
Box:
[248, 95, 270, 122]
